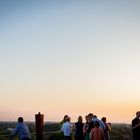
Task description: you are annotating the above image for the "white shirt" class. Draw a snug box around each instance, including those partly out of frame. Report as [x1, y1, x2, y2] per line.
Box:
[61, 121, 71, 136]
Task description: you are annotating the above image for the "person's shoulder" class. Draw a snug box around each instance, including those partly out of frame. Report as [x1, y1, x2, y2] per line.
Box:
[132, 118, 138, 125]
[14, 123, 21, 130]
[132, 117, 137, 122]
[63, 122, 68, 125]
[19, 122, 28, 127]
[20, 122, 26, 125]
[16, 123, 21, 127]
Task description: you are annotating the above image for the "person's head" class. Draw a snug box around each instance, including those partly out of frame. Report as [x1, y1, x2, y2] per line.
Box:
[65, 117, 71, 122]
[88, 113, 93, 117]
[63, 115, 68, 123]
[94, 121, 100, 127]
[18, 117, 24, 123]
[136, 111, 140, 118]
[101, 117, 106, 123]
[88, 113, 93, 122]
[78, 116, 83, 123]
[93, 115, 97, 119]
[68, 117, 71, 122]
[84, 115, 88, 122]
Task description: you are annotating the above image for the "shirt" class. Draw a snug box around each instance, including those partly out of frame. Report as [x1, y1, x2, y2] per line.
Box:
[92, 118, 106, 129]
[13, 122, 31, 140]
[90, 127, 105, 140]
[61, 121, 71, 136]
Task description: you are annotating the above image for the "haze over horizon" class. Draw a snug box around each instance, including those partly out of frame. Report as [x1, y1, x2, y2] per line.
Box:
[0, 0, 140, 123]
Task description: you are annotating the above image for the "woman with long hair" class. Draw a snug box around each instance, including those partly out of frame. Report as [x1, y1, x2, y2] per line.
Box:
[75, 116, 84, 140]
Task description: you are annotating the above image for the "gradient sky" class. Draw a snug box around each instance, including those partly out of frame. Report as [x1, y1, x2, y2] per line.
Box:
[0, 0, 140, 123]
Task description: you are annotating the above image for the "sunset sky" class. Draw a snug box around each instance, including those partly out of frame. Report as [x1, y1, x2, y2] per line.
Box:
[0, 0, 140, 123]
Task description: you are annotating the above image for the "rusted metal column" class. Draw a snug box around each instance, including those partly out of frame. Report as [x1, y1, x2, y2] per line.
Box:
[35, 112, 44, 140]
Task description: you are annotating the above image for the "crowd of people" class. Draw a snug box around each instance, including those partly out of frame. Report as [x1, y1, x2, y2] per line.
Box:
[61, 113, 111, 140]
[6, 111, 140, 140]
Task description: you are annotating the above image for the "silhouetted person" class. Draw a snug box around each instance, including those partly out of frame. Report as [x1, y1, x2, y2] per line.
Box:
[101, 117, 111, 140]
[13, 117, 32, 140]
[132, 111, 140, 140]
[83, 115, 88, 139]
[74, 116, 84, 140]
[84, 113, 94, 140]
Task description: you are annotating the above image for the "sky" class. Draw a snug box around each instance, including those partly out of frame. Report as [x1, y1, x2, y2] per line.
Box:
[0, 0, 140, 123]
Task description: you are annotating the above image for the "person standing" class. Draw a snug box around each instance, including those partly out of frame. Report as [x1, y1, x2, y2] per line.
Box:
[83, 115, 89, 140]
[74, 116, 84, 140]
[12, 117, 32, 140]
[101, 117, 111, 140]
[132, 111, 140, 140]
[84, 113, 94, 140]
[61, 117, 72, 140]
[90, 121, 105, 140]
